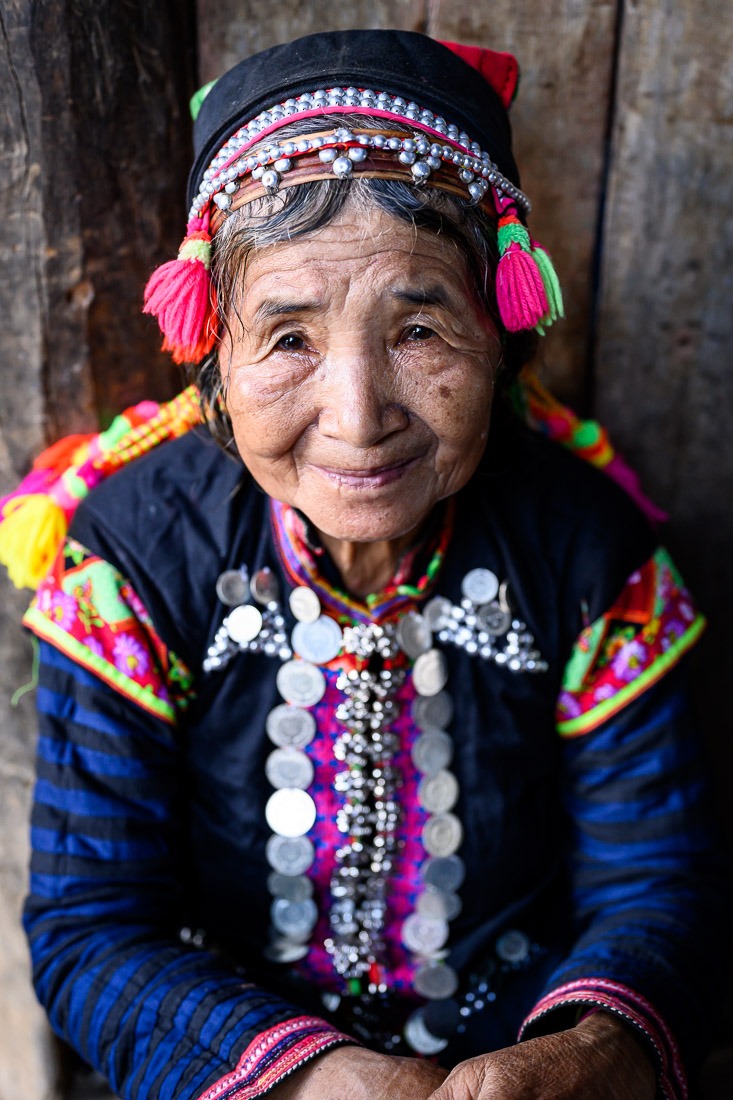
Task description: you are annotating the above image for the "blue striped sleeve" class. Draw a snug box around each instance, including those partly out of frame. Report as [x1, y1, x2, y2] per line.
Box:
[520, 670, 729, 1096]
[24, 642, 353, 1100]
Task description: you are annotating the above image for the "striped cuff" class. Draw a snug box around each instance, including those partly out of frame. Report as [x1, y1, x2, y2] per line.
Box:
[518, 978, 687, 1100]
[198, 1016, 357, 1100]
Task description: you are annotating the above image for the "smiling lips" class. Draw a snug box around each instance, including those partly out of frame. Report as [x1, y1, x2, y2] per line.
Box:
[313, 455, 422, 490]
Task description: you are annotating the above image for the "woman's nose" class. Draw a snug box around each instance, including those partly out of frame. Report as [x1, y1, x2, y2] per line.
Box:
[317, 349, 408, 448]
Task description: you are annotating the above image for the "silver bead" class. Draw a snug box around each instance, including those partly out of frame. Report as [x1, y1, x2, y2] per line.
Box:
[273, 157, 292, 173]
[318, 148, 338, 163]
[212, 192, 231, 210]
[348, 147, 368, 162]
[332, 156, 353, 177]
[411, 161, 432, 182]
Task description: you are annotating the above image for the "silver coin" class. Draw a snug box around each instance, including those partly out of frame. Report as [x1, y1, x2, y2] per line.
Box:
[416, 886, 463, 921]
[225, 604, 263, 644]
[413, 962, 460, 1000]
[403, 1009, 449, 1055]
[462, 567, 499, 605]
[215, 569, 249, 607]
[266, 834, 315, 876]
[266, 704, 317, 749]
[292, 616, 343, 664]
[251, 567, 280, 605]
[418, 769, 459, 814]
[422, 596, 453, 632]
[396, 611, 432, 659]
[265, 788, 317, 837]
[264, 938, 310, 963]
[412, 649, 448, 697]
[267, 872, 313, 901]
[276, 660, 326, 707]
[495, 929, 531, 964]
[289, 585, 321, 623]
[412, 691, 454, 731]
[422, 812, 464, 857]
[411, 730, 454, 774]
[265, 748, 314, 790]
[271, 896, 318, 940]
[477, 603, 512, 636]
[401, 912, 449, 954]
[422, 855, 466, 892]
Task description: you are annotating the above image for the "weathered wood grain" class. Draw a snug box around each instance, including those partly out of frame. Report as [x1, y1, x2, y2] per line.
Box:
[427, 0, 619, 404]
[197, 0, 426, 84]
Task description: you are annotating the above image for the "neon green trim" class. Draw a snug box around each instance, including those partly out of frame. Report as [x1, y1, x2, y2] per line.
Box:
[23, 607, 177, 724]
[561, 617, 608, 692]
[557, 614, 706, 737]
[190, 80, 217, 121]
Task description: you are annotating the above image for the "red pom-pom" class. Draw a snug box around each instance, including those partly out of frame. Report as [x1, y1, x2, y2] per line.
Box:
[496, 244, 549, 331]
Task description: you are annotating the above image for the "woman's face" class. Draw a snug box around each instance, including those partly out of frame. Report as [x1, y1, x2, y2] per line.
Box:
[222, 202, 500, 545]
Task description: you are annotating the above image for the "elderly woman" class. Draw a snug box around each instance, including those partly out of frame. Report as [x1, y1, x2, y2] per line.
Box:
[5, 28, 724, 1100]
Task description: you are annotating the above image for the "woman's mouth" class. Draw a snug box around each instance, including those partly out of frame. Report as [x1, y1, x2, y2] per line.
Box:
[310, 455, 422, 490]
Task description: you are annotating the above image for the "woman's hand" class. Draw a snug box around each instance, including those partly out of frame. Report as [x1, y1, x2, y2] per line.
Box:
[430, 1011, 657, 1100]
[270, 1044, 449, 1100]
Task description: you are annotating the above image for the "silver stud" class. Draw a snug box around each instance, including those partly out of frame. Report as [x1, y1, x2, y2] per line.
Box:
[318, 148, 338, 163]
[212, 192, 231, 210]
[273, 158, 292, 172]
[411, 161, 432, 182]
[332, 156, 353, 177]
[224, 181, 238, 194]
[399, 149, 417, 165]
[348, 147, 368, 162]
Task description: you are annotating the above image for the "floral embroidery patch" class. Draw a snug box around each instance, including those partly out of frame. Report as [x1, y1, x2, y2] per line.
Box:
[24, 539, 195, 723]
[556, 547, 705, 737]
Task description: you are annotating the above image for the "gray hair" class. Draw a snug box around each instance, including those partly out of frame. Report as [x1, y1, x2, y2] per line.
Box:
[190, 115, 535, 449]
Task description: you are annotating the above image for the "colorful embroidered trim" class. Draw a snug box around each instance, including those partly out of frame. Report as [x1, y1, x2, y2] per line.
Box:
[198, 1017, 355, 1100]
[556, 548, 705, 737]
[22, 539, 195, 725]
[519, 977, 687, 1100]
[270, 497, 454, 625]
[512, 369, 668, 526]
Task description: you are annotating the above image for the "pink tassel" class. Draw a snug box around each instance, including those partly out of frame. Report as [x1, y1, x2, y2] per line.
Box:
[143, 225, 217, 364]
[496, 243, 549, 331]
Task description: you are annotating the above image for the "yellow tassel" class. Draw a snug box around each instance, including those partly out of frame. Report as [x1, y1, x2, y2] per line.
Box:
[0, 495, 67, 590]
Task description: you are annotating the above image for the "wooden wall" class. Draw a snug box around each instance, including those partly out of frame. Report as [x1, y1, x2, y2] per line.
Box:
[0, 0, 731, 1095]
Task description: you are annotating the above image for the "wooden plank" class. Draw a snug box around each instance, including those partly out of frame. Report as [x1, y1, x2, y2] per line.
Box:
[0, 7, 63, 1096]
[29, 0, 198, 432]
[427, 0, 618, 404]
[594, 0, 733, 853]
[197, 0, 426, 85]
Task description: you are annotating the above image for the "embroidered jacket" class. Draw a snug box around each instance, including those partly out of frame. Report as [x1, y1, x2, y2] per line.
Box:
[22, 410, 725, 1100]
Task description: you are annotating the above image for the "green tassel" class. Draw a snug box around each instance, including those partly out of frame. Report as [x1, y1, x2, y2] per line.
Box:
[531, 243, 564, 329]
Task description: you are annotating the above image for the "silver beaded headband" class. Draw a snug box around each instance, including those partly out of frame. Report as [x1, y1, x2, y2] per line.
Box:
[191, 86, 531, 221]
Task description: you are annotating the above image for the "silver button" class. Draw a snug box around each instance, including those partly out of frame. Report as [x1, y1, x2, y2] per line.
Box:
[288, 585, 321, 623]
[411, 730, 454, 774]
[403, 1008, 449, 1054]
[265, 834, 315, 876]
[401, 912, 449, 954]
[421, 854, 466, 892]
[413, 962, 460, 1000]
[265, 748, 314, 790]
[412, 691, 454, 731]
[416, 885, 462, 921]
[422, 596, 453, 631]
[251, 567, 280, 605]
[495, 929, 531, 964]
[292, 616, 343, 664]
[477, 603, 512, 636]
[413, 648, 448, 697]
[224, 604, 263, 645]
[276, 660, 326, 707]
[215, 569, 249, 606]
[265, 788, 317, 837]
[396, 611, 432, 659]
[422, 812, 463, 857]
[267, 872, 314, 901]
[264, 938, 310, 963]
[461, 568, 499, 605]
[271, 896, 318, 940]
[418, 769, 459, 813]
[266, 704, 317, 749]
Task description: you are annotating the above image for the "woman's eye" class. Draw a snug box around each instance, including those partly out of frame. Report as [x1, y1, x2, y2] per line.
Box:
[404, 324, 435, 342]
[275, 333, 306, 352]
